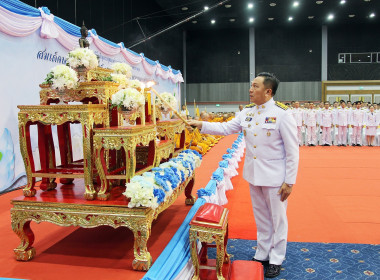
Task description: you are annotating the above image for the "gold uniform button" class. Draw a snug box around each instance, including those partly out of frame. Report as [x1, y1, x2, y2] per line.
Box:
[254, 145, 256, 148]
[254, 156, 257, 159]
[258, 112, 261, 115]
[248, 124, 251, 128]
[254, 133, 257, 136]
[256, 122, 259, 125]
[262, 105, 265, 109]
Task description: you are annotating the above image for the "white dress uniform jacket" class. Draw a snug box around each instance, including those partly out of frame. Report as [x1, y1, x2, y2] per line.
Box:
[292, 108, 303, 126]
[201, 98, 299, 187]
[336, 107, 349, 126]
[321, 108, 333, 127]
[350, 109, 364, 126]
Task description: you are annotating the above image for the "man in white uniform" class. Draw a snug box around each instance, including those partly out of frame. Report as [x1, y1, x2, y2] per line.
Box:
[321, 102, 334, 146]
[304, 102, 318, 146]
[188, 73, 299, 278]
[292, 101, 304, 146]
[350, 101, 364, 146]
[336, 101, 349, 146]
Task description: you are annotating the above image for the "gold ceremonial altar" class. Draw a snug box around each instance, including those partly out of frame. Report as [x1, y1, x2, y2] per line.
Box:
[11, 67, 192, 271]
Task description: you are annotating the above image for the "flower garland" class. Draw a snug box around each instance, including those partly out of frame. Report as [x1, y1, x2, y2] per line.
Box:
[67, 48, 98, 70]
[123, 150, 202, 209]
[43, 65, 78, 90]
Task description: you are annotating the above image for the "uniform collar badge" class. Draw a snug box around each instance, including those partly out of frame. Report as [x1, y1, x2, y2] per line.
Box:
[265, 117, 276, 123]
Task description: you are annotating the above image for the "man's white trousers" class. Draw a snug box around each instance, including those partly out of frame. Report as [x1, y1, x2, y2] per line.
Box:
[249, 184, 288, 265]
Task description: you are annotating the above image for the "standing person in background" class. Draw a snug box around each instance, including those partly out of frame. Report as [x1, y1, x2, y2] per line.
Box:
[321, 101, 333, 146]
[188, 72, 299, 279]
[292, 101, 304, 146]
[364, 105, 378, 146]
[336, 101, 349, 146]
[332, 101, 339, 145]
[350, 101, 364, 146]
[304, 103, 318, 146]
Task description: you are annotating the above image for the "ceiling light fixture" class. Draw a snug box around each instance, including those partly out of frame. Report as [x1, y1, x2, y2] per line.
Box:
[248, 3, 254, 9]
[316, 1, 323, 4]
[204, 6, 209, 10]
[288, 16, 293, 21]
[308, 16, 315, 19]
[211, 19, 216, 24]
[369, 13, 375, 18]
[327, 14, 334, 20]
[340, 0, 346, 4]
[230, 18, 236, 22]
[225, 4, 232, 8]
[181, 7, 188, 11]
[348, 14, 355, 17]
[293, 1, 299, 7]
[249, 17, 254, 22]
[268, 17, 274, 21]
[270, 3, 277, 6]
[192, 20, 197, 24]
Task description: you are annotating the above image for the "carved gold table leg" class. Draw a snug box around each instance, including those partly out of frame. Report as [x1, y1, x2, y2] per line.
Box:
[95, 147, 110, 201]
[82, 122, 96, 200]
[215, 234, 226, 280]
[11, 211, 36, 261]
[18, 122, 36, 197]
[189, 229, 200, 280]
[185, 177, 195, 205]
[131, 224, 152, 271]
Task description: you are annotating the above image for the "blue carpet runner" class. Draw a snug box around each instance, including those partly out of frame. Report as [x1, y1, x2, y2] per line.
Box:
[207, 239, 380, 279]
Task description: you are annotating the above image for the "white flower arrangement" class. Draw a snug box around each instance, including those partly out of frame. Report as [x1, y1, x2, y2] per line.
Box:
[128, 79, 142, 90]
[111, 88, 145, 110]
[111, 73, 128, 88]
[43, 65, 78, 91]
[111, 62, 132, 78]
[67, 48, 98, 70]
[156, 92, 178, 113]
[123, 180, 158, 209]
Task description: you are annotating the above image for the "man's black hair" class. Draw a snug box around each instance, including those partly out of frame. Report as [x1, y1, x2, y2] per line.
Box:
[257, 72, 280, 96]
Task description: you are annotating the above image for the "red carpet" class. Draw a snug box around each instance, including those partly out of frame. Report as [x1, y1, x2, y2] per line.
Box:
[227, 146, 380, 244]
[0, 135, 237, 280]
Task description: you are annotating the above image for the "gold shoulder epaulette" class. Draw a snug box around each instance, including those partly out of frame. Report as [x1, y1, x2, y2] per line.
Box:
[245, 103, 256, 108]
[275, 101, 289, 110]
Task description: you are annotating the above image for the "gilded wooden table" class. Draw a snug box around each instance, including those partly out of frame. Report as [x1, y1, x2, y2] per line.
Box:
[18, 104, 107, 200]
[11, 174, 195, 271]
[93, 125, 157, 200]
[156, 119, 186, 156]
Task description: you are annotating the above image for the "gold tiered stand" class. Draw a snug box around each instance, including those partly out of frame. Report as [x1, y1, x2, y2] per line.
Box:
[12, 67, 193, 271]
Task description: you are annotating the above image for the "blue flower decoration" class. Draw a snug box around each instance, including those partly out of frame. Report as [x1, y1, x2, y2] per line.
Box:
[219, 160, 229, 168]
[153, 188, 166, 204]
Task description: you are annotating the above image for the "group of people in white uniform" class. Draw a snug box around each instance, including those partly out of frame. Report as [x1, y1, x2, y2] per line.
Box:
[290, 100, 380, 147]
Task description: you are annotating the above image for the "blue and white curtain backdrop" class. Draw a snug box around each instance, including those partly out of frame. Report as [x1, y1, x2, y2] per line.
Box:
[143, 133, 245, 280]
[0, 0, 183, 192]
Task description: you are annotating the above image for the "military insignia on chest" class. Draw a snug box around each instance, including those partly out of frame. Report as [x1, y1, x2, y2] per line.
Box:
[265, 117, 276, 123]
[245, 117, 252, 122]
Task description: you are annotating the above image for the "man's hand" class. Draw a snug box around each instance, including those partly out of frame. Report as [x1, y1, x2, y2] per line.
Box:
[278, 182, 293, 202]
[187, 120, 203, 130]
